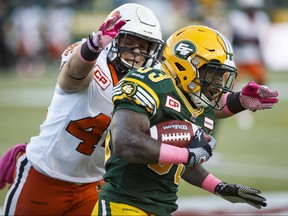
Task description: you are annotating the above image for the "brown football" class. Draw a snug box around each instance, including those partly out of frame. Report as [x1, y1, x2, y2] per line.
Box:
[147, 120, 210, 148]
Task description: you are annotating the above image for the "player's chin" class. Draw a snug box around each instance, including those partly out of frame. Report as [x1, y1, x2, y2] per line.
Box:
[202, 91, 213, 101]
[205, 89, 219, 101]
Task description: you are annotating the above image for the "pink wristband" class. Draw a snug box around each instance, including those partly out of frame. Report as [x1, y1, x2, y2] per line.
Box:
[202, 173, 221, 193]
[222, 93, 234, 117]
[158, 143, 188, 164]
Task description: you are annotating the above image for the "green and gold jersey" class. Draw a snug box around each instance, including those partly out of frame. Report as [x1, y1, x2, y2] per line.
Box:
[99, 67, 215, 215]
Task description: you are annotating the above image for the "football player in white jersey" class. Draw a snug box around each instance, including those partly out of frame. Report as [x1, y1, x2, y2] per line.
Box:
[3, 3, 163, 215]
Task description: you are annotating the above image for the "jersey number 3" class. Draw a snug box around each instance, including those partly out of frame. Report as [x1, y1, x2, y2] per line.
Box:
[66, 113, 111, 155]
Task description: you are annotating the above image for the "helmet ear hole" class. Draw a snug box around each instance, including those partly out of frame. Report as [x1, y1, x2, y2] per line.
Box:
[175, 62, 185, 71]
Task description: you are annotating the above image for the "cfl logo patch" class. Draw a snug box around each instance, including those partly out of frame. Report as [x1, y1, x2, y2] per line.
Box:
[93, 65, 111, 90]
[165, 95, 181, 112]
[175, 41, 196, 59]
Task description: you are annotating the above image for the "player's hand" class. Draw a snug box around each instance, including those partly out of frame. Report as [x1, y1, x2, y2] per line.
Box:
[185, 129, 216, 167]
[215, 182, 267, 209]
[239, 81, 279, 111]
[87, 14, 126, 52]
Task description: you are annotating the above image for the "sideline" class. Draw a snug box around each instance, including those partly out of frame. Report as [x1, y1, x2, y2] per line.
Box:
[174, 192, 288, 215]
[205, 153, 288, 180]
[1, 192, 288, 215]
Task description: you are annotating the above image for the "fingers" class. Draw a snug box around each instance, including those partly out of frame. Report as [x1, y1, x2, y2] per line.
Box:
[95, 14, 126, 49]
[245, 200, 264, 209]
[258, 86, 279, 98]
[259, 97, 279, 104]
[99, 14, 126, 38]
[208, 135, 216, 150]
[106, 15, 124, 30]
[258, 97, 278, 110]
[243, 197, 267, 209]
[242, 81, 279, 100]
[101, 14, 121, 30]
[113, 19, 127, 31]
[216, 183, 267, 209]
[238, 186, 267, 209]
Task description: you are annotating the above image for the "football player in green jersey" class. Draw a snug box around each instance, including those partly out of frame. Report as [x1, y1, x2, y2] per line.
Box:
[92, 25, 273, 215]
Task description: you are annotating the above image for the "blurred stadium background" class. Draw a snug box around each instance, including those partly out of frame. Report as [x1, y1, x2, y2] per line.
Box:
[1, 0, 288, 214]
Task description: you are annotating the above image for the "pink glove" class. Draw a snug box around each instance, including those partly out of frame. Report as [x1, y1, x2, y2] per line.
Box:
[239, 81, 279, 111]
[0, 143, 26, 189]
[87, 14, 126, 53]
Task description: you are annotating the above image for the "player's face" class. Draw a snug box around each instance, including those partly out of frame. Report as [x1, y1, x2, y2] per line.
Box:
[118, 34, 150, 68]
[199, 66, 226, 101]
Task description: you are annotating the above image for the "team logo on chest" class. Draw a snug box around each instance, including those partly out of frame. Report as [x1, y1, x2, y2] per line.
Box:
[93, 65, 111, 90]
[165, 95, 181, 112]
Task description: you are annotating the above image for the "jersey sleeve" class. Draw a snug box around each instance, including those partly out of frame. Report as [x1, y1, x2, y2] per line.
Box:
[59, 39, 85, 70]
[112, 67, 171, 119]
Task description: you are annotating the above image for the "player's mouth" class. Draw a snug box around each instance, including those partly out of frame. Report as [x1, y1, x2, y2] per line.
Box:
[206, 88, 220, 100]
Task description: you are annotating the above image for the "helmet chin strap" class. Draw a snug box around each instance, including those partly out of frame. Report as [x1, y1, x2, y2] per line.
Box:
[120, 58, 137, 68]
[114, 58, 138, 74]
[189, 90, 210, 108]
[120, 57, 142, 71]
[187, 81, 210, 108]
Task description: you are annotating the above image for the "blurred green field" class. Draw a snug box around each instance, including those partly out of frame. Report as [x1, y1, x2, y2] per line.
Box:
[0, 70, 288, 206]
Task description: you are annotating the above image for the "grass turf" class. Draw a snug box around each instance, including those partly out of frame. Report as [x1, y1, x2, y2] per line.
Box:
[0, 70, 287, 205]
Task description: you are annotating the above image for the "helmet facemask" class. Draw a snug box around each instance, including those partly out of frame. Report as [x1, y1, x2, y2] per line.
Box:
[108, 31, 163, 73]
[188, 57, 237, 110]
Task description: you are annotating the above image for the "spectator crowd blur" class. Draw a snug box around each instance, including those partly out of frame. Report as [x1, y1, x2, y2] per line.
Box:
[1, 0, 288, 77]
[0, 0, 87, 76]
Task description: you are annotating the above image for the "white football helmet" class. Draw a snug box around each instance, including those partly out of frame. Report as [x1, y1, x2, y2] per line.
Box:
[105, 3, 164, 73]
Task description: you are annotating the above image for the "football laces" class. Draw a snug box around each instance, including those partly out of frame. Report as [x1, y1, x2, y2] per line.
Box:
[161, 133, 191, 142]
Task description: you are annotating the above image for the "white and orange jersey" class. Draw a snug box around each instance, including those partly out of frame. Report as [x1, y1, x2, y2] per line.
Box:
[26, 42, 120, 183]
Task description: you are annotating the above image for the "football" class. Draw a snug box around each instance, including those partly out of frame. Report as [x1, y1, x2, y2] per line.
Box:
[147, 120, 210, 148]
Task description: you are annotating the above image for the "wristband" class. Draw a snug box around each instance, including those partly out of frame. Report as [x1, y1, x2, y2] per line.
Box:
[202, 173, 221, 193]
[225, 92, 245, 114]
[78, 41, 99, 63]
[222, 93, 234, 116]
[86, 34, 101, 53]
[158, 143, 188, 164]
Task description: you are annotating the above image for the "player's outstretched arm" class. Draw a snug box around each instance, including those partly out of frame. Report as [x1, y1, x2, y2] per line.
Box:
[182, 171, 267, 209]
[215, 81, 279, 119]
[59, 14, 126, 92]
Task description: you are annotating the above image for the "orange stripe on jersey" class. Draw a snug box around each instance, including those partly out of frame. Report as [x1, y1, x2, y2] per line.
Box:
[108, 63, 119, 86]
[63, 42, 81, 56]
